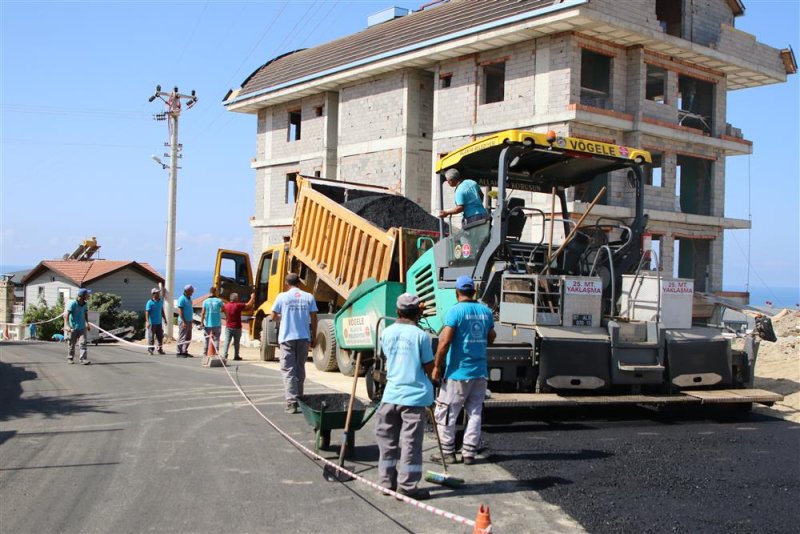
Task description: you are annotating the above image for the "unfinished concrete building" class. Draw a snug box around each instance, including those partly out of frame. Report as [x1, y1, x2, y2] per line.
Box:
[224, 0, 795, 293]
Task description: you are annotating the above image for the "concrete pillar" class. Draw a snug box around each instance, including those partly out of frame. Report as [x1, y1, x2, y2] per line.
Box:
[322, 91, 339, 179]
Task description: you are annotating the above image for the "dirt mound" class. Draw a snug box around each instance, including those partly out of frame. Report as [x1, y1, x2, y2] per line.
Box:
[342, 194, 443, 233]
[753, 309, 800, 421]
[771, 309, 800, 338]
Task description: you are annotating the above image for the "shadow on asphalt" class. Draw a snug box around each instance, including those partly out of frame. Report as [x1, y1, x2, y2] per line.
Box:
[0, 361, 116, 422]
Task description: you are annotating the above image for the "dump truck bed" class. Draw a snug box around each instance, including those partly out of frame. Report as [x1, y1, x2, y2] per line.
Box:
[289, 178, 399, 301]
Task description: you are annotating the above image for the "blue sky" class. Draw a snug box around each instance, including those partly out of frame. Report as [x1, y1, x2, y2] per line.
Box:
[1, 0, 798, 297]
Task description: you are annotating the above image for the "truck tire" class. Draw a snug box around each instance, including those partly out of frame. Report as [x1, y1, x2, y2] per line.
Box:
[337, 349, 370, 378]
[260, 317, 277, 362]
[313, 319, 338, 372]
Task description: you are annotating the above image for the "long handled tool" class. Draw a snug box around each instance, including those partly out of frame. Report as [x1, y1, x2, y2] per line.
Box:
[323, 351, 363, 482]
[424, 406, 464, 488]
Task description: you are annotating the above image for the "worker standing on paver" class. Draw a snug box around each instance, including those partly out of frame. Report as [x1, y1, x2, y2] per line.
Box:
[66, 288, 92, 365]
[437, 168, 488, 224]
[221, 289, 256, 362]
[201, 287, 224, 357]
[270, 273, 317, 414]
[431, 275, 495, 465]
[176, 285, 194, 358]
[375, 293, 434, 500]
[145, 288, 167, 355]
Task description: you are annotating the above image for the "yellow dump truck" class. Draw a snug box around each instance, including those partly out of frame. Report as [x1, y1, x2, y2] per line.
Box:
[214, 176, 439, 373]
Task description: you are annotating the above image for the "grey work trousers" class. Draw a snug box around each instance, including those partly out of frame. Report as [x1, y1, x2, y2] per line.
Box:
[374, 403, 426, 492]
[433, 377, 487, 457]
[279, 339, 308, 403]
[147, 324, 164, 351]
[222, 327, 242, 359]
[177, 322, 192, 354]
[68, 328, 88, 361]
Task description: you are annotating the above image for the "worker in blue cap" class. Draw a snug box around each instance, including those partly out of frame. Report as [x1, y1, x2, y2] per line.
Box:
[66, 288, 92, 364]
[431, 275, 495, 465]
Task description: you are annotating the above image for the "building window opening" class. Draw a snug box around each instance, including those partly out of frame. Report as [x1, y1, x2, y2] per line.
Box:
[676, 155, 712, 216]
[285, 173, 298, 204]
[656, 0, 682, 37]
[646, 65, 667, 103]
[647, 152, 663, 187]
[675, 237, 710, 291]
[580, 50, 611, 109]
[314, 106, 323, 117]
[678, 75, 714, 133]
[649, 234, 662, 271]
[440, 74, 452, 89]
[287, 110, 301, 141]
[482, 62, 505, 104]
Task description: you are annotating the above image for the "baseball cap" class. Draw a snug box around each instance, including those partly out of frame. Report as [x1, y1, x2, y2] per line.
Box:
[396, 293, 421, 312]
[455, 275, 475, 290]
[77, 288, 92, 297]
[151, 287, 160, 294]
[183, 284, 194, 291]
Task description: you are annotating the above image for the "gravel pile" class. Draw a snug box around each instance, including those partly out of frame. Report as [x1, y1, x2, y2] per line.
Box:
[343, 194, 443, 233]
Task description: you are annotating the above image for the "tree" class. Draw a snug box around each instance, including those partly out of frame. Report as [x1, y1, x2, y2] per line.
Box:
[23, 295, 64, 341]
[86, 292, 144, 337]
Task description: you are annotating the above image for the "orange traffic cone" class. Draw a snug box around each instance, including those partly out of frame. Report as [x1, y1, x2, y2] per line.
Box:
[204, 333, 221, 367]
[473, 504, 491, 534]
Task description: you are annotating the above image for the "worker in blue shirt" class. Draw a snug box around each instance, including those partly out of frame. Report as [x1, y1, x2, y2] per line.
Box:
[437, 168, 488, 224]
[66, 288, 92, 364]
[176, 285, 195, 357]
[431, 275, 495, 465]
[374, 293, 434, 501]
[270, 273, 317, 414]
[145, 288, 167, 355]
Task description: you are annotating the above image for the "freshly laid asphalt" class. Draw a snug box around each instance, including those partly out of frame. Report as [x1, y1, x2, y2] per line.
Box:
[481, 405, 800, 533]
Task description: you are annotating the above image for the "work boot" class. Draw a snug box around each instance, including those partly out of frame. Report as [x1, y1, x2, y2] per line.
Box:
[233, 356, 242, 361]
[461, 456, 476, 465]
[157, 348, 165, 355]
[148, 349, 154, 355]
[430, 452, 460, 465]
[285, 402, 298, 414]
[67, 357, 74, 364]
[80, 359, 91, 365]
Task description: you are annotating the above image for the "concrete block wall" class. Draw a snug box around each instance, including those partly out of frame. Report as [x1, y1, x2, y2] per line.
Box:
[716, 24, 785, 74]
[259, 95, 328, 162]
[547, 34, 575, 115]
[475, 42, 536, 130]
[339, 72, 406, 145]
[687, 0, 735, 47]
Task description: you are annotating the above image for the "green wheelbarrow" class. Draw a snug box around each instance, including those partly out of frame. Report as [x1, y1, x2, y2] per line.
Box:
[297, 393, 378, 454]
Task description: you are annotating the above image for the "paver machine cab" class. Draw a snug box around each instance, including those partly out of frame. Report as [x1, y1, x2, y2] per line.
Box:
[368, 129, 779, 410]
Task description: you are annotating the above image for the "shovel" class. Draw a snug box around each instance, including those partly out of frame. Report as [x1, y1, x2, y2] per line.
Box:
[323, 350, 363, 483]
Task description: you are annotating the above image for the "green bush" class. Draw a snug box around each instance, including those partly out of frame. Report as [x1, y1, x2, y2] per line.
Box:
[87, 292, 145, 338]
[23, 295, 64, 341]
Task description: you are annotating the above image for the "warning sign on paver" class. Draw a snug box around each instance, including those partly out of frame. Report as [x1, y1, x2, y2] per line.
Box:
[342, 315, 372, 346]
[565, 279, 602, 295]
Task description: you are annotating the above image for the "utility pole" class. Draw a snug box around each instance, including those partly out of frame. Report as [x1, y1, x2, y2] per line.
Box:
[149, 85, 197, 342]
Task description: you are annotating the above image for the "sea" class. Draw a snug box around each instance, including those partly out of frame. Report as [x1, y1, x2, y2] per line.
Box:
[1, 265, 214, 298]
[3, 264, 797, 310]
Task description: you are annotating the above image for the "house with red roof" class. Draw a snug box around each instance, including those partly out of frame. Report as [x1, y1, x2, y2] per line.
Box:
[22, 260, 164, 313]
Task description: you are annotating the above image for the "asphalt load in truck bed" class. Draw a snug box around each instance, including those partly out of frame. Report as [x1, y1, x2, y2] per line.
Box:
[342, 194, 444, 233]
[480, 406, 800, 533]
